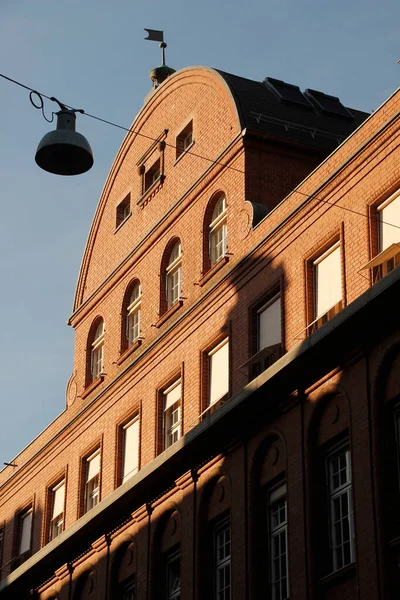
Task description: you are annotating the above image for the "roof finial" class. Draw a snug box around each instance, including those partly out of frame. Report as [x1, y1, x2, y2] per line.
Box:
[144, 29, 176, 88]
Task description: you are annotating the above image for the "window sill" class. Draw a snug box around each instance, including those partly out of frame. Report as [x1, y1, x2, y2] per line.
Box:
[197, 256, 229, 287]
[114, 212, 132, 234]
[319, 562, 356, 588]
[137, 175, 165, 208]
[154, 300, 183, 328]
[173, 140, 195, 166]
[81, 375, 104, 399]
[116, 339, 142, 365]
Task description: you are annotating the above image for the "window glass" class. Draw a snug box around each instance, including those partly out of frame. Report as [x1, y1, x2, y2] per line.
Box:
[122, 418, 139, 483]
[258, 295, 281, 350]
[50, 481, 65, 540]
[166, 549, 181, 600]
[127, 283, 141, 345]
[85, 451, 100, 512]
[209, 339, 229, 406]
[166, 242, 182, 309]
[164, 381, 182, 449]
[214, 519, 231, 599]
[19, 510, 32, 555]
[379, 193, 400, 251]
[91, 319, 104, 380]
[268, 485, 289, 600]
[314, 245, 341, 318]
[210, 197, 227, 266]
[327, 446, 354, 571]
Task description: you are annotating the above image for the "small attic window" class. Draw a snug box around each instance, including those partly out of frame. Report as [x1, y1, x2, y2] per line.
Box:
[176, 121, 193, 160]
[116, 194, 131, 228]
[145, 158, 161, 192]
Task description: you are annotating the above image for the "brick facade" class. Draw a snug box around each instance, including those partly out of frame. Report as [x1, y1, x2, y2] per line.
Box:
[0, 67, 399, 599]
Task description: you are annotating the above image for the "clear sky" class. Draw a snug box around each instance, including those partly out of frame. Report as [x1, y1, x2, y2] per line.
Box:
[0, 0, 398, 465]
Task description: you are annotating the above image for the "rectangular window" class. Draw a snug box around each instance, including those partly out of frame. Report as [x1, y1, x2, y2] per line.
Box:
[116, 194, 131, 228]
[327, 446, 354, 571]
[145, 158, 161, 192]
[166, 549, 181, 600]
[49, 480, 65, 541]
[214, 518, 231, 599]
[379, 191, 400, 251]
[84, 450, 101, 513]
[311, 243, 342, 332]
[268, 484, 289, 600]
[122, 418, 140, 483]
[209, 339, 229, 407]
[176, 121, 193, 159]
[164, 380, 182, 449]
[370, 192, 400, 281]
[18, 509, 32, 557]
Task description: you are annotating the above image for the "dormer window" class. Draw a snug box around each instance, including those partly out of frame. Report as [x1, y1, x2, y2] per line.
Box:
[176, 121, 193, 160]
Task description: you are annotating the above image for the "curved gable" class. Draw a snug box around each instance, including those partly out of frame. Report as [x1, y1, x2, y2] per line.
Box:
[73, 67, 243, 313]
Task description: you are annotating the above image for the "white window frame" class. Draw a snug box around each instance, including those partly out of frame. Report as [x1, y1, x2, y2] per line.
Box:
[122, 417, 140, 484]
[209, 196, 227, 267]
[49, 480, 65, 541]
[91, 320, 104, 380]
[268, 484, 289, 600]
[166, 548, 181, 600]
[214, 517, 231, 600]
[163, 380, 182, 449]
[126, 283, 141, 346]
[326, 444, 354, 572]
[166, 242, 182, 309]
[18, 508, 33, 556]
[84, 449, 101, 513]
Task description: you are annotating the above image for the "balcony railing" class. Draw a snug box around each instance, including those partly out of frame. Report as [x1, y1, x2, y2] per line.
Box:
[240, 343, 284, 381]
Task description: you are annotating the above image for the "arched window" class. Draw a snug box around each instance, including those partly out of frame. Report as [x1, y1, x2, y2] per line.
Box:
[209, 196, 227, 266]
[126, 282, 141, 346]
[91, 319, 104, 380]
[166, 241, 182, 309]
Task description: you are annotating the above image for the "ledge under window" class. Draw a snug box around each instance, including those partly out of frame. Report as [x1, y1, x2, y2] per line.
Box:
[319, 563, 356, 588]
[116, 339, 142, 365]
[154, 300, 183, 328]
[114, 212, 132, 234]
[81, 375, 104, 399]
[173, 140, 195, 166]
[137, 175, 164, 209]
[197, 256, 229, 287]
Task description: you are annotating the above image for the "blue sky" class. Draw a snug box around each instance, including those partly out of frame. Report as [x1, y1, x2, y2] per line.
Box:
[0, 0, 398, 464]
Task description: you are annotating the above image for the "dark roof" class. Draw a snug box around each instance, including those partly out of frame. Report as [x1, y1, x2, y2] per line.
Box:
[217, 70, 369, 152]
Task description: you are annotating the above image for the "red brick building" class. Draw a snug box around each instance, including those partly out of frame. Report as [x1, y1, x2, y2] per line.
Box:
[0, 65, 399, 599]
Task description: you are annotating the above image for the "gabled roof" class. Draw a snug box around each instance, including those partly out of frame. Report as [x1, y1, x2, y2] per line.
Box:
[217, 70, 369, 151]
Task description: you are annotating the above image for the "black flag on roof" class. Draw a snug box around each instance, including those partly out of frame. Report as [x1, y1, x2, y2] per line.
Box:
[144, 29, 164, 43]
